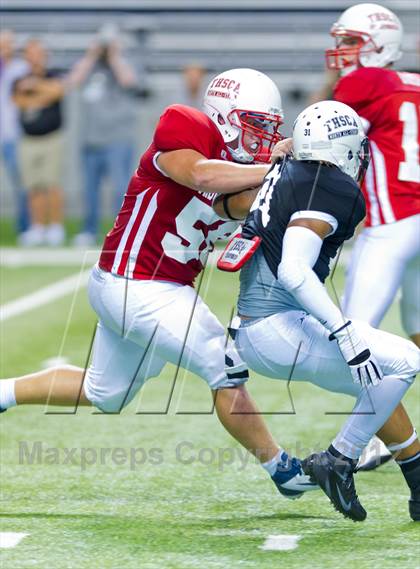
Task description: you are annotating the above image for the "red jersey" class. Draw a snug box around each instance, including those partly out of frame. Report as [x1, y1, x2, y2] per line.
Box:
[334, 67, 420, 227]
[99, 105, 238, 286]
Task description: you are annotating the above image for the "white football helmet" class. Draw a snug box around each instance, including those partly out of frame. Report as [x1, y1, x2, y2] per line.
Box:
[293, 100, 370, 183]
[203, 68, 283, 163]
[326, 3, 403, 73]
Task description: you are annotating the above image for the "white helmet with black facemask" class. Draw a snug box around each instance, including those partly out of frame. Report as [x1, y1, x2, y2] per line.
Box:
[293, 100, 370, 184]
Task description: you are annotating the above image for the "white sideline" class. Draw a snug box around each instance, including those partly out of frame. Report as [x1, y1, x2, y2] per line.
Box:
[0, 247, 230, 267]
[0, 270, 91, 322]
[0, 247, 99, 267]
[0, 245, 350, 268]
[260, 534, 301, 551]
[0, 532, 29, 548]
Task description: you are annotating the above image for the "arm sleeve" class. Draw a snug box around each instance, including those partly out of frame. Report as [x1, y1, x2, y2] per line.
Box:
[277, 225, 345, 332]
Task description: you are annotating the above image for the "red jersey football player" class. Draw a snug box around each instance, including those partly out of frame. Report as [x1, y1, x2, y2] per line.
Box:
[0, 68, 317, 499]
[325, 3, 420, 472]
[326, 3, 420, 344]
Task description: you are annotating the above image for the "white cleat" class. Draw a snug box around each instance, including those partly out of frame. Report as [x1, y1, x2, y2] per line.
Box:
[18, 225, 46, 247]
[72, 232, 96, 248]
[356, 436, 392, 472]
[45, 223, 66, 246]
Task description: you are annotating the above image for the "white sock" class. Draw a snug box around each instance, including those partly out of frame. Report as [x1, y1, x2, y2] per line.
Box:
[0, 379, 17, 409]
[261, 448, 285, 476]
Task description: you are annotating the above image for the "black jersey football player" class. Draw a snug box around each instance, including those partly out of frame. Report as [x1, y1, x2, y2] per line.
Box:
[214, 100, 420, 522]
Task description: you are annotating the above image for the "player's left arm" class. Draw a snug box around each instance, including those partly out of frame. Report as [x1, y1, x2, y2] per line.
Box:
[212, 139, 293, 220]
[213, 188, 259, 220]
[277, 218, 338, 330]
[157, 149, 270, 195]
[278, 218, 382, 387]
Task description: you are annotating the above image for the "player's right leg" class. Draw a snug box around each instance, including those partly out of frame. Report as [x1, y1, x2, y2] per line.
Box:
[0, 266, 166, 412]
[342, 217, 420, 469]
[0, 365, 89, 411]
[126, 280, 316, 497]
[308, 321, 420, 521]
[236, 312, 420, 520]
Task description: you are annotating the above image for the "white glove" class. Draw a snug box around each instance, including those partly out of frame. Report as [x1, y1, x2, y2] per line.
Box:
[329, 321, 383, 387]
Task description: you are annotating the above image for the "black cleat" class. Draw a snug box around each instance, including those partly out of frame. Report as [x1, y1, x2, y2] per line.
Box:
[409, 488, 420, 521]
[401, 460, 420, 521]
[302, 451, 367, 522]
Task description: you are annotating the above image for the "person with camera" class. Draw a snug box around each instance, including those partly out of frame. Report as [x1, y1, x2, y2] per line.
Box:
[68, 25, 148, 246]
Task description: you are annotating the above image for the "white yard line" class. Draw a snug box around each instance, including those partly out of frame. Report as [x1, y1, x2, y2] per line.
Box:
[0, 245, 350, 268]
[0, 247, 99, 267]
[0, 532, 29, 548]
[260, 534, 301, 551]
[0, 270, 91, 322]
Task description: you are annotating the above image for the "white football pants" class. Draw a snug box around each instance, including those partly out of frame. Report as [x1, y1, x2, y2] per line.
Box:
[84, 266, 247, 413]
[236, 310, 419, 459]
[343, 214, 420, 336]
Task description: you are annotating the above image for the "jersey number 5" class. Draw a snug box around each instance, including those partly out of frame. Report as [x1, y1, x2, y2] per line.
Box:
[398, 101, 420, 183]
[162, 197, 234, 265]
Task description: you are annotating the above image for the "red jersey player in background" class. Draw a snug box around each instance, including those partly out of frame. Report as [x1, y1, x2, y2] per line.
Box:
[0, 68, 317, 499]
[325, 3, 420, 471]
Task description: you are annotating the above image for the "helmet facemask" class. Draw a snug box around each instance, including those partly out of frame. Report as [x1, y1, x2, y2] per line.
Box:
[356, 136, 371, 184]
[227, 110, 283, 163]
[326, 29, 379, 72]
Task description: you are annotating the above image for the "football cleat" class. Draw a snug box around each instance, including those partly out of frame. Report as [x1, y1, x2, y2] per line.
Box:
[302, 451, 367, 521]
[409, 485, 420, 521]
[355, 436, 393, 472]
[401, 459, 420, 522]
[271, 452, 319, 500]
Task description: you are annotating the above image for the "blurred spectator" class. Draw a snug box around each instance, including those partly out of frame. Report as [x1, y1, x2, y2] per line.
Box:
[68, 24, 145, 246]
[13, 38, 66, 246]
[0, 29, 30, 235]
[182, 63, 207, 108]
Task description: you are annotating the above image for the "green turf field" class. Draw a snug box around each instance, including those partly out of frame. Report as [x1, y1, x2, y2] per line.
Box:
[1, 253, 419, 568]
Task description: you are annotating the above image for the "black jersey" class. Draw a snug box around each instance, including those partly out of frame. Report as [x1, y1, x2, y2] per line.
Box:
[242, 159, 366, 283]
